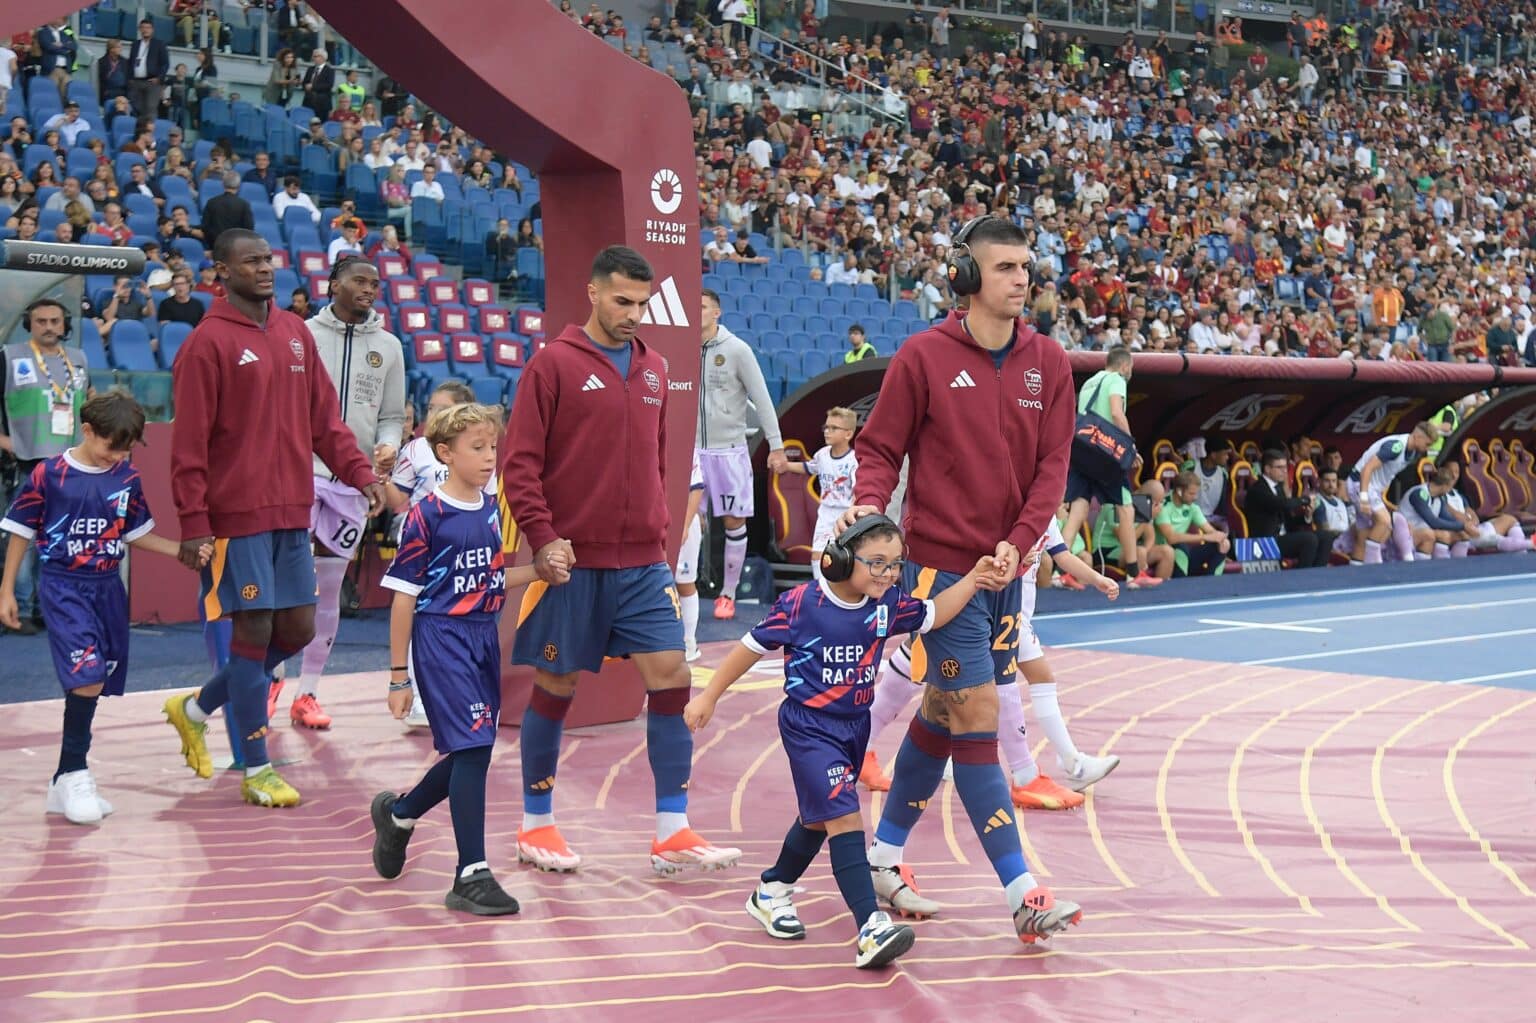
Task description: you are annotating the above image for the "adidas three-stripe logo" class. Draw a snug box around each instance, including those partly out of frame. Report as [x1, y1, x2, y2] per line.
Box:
[638, 276, 690, 327]
[949, 370, 976, 388]
[238, 348, 260, 366]
[581, 374, 606, 392]
[983, 807, 1013, 834]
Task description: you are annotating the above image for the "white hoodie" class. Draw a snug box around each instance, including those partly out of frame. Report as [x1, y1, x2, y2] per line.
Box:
[306, 304, 408, 480]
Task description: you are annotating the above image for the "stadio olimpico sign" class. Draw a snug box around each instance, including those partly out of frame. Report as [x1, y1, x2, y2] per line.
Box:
[2, 240, 147, 277]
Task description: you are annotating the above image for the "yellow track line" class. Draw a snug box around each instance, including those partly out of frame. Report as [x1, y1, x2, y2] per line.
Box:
[1370, 687, 1527, 950]
[1299, 685, 1425, 932]
[1156, 672, 1326, 898]
[1442, 693, 1536, 899]
[1227, 675, 1383, 916]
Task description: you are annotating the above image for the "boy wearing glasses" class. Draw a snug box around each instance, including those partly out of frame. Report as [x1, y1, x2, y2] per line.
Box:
[774, 406, 858, 582]
[685, 515, 996, 968]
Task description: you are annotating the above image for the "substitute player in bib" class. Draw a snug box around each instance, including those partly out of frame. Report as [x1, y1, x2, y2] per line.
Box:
[503, 246, 740, 875]
[1399, 468, 1467, 558]
[1, 392, 210, 824]
[1347, 421, 1433, 564]
[163, 229, 385, 808]
[280, 255, 408, 729]
[839, 215, 1082, 943]
[371, 403, 565, 915]
[685, 516, 993, 967]
[698, 289, 788, 619]
[674, 448, 706, 662]
[774, 406, 858, 582]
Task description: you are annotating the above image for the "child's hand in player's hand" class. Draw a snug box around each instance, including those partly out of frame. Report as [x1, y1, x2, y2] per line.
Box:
[196, 542, 215, 567]
[388, 685, 413, 720]
[1021, 548, 1041, 568]
[683, 694, 715, 732]
[970, 554, 1006, 589]
[0, 590, 19, 631]
[1095, 574, 1120, 601]
[543, 547, 572, 584]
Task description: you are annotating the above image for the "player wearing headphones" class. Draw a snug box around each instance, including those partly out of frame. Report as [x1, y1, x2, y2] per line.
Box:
[2, 298, 91, 636]
[685, 514, 996, 969]
[282, 254, 407, 729]
[837, 215, 1082, 943]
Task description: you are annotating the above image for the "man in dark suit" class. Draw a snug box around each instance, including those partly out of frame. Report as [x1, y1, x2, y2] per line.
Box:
[1241, 449, 1327, 567]
[301, 48, 335, 121]
[201, 172, 255, 255]
[127, 18, 171, 119]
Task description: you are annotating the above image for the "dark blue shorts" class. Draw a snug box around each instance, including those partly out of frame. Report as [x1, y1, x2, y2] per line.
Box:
[779, 699, 869, 825]
[1065, 467, 1132, 508]
[901, 562, 1021, 692]
[200, 529, 317, 619]
[511, 564, 683, 675]
[41, 569, 130, 696]
[410, 615, 500, 754]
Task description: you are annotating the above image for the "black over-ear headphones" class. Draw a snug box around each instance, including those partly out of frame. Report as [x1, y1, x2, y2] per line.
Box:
[22, 298, 73, 341]
[945, 214, 998, 297]
[820, 513, 901, 583]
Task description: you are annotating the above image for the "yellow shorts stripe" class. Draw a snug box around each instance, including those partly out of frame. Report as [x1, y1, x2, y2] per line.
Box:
[202, 538, 229, 622]
[517, 579, 548, 627]
[906, 567, 939, 683]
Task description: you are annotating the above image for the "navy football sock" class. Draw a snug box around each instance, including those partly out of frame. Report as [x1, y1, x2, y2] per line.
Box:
[448, 745, 493, 873]
[520, 686, 571, 817]
[952, 733, 1029, 887]
[873, 712, 951, 848]
[646, 687, 692, 815]
[227, 641, 270, 768]
[830, 831, 879, 931]
[56, 691, 99, 780]
[394, 754, 454, 820]
[761, 820, 827, 886]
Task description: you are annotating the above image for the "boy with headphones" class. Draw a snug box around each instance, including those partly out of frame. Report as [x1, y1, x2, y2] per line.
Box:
[684, 515, 996, 969]
[3, 298, 89, 635]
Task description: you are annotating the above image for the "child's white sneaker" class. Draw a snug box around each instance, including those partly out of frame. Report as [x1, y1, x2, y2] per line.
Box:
[47, 770, 104, 825]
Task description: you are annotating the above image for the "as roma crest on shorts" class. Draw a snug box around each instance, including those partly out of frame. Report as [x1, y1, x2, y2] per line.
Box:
[241, 583, 261, 600]
[643, 369, 661, 393]
[1023, 368, 1043, 395]
[288, 338, 305, 362]
[543, 643, 559, 662]
[939, 658, 961, 679]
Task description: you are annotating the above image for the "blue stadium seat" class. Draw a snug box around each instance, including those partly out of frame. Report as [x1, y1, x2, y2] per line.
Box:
[854, 283, 880, 302]
[784, 331, 815, 352]
[470, 376, 507, 405]
[802, 315, 831, 338]
[106, 321, 157, 372]
[78, 319, 110, 371]
[760, 330, 787, 351]
[158, 322, 194, 369]
[738, 294, 767, 317]
[173, 238, 205, 266]
[817, 297, 844, 318]
[778, 280, 805, 300]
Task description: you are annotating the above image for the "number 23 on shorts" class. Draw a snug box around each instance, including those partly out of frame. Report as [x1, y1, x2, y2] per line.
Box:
[993, 613, 1018, 651]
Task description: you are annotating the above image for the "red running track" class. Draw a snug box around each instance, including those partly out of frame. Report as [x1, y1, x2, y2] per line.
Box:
[3, 648, 1535, 1022]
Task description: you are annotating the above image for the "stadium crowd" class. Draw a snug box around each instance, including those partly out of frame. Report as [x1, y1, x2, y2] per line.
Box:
[571, 0, 1536, 366]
